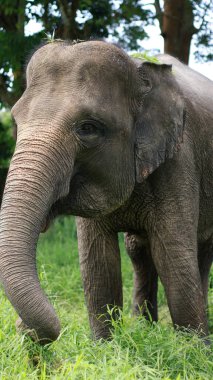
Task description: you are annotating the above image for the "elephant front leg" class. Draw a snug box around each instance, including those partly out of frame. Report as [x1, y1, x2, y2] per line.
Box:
[125, 233, 158, 322]
[76, 217, 123, 339]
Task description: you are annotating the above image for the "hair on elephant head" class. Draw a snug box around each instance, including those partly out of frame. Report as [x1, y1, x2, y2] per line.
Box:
[0, 40, 212, 344]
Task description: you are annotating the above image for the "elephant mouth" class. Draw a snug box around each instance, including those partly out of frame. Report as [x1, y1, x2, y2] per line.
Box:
[41, 211, 54, 233]
[40, 192, 106, 234]
[40, 199, 62, 233]
[40, 171, 122, 233]
[40, 172, 78, 233]
[41, 218, 50, 233]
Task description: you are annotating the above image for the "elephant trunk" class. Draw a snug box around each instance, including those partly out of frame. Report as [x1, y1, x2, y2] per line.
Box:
[0, 128, 73, 343]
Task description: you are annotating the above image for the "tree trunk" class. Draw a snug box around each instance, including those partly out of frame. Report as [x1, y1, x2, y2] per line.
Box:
[160, 0, 196, 64]
[57, 0, 80, 40]
[0, 0, 26, 107]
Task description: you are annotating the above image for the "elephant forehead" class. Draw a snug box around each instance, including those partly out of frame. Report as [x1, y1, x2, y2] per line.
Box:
[12, 42, 135, 125]
[26, 41, 132, 90]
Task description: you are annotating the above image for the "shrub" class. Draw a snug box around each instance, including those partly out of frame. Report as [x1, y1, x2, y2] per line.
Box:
[0, 111, 15, 168]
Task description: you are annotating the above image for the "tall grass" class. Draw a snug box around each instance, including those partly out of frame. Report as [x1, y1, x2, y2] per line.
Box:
[0, 216, 212, 379]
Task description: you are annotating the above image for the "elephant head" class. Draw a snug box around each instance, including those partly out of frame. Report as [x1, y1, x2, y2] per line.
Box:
[0, 41, 184, 342]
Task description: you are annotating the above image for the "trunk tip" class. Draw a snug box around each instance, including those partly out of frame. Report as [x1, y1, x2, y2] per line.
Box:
[16, 316, 61, 345]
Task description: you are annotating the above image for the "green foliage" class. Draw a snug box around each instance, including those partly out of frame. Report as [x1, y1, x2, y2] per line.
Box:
[0, 216, 212, 378]
[131, 52, 160, 63]
[192, 0, 213, 62]
[0, 0, 152, 108]
[0, 0, 212, 109]
[0, 111, 15, 167]
[110, 0, 152, 50]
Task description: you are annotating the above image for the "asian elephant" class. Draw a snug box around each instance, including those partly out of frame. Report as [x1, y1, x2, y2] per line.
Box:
[0, 40, 212, 344]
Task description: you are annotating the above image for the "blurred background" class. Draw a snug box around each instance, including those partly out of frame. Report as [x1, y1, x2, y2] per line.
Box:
[0, 0, 212, 172]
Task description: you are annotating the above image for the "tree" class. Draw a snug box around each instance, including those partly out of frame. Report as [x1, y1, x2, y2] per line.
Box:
[0, 0, 151, 109]
[0, 0, 212, 109]
[0, 111, 15, 167]
[38, 0, 151, 49]
[0, 111, 14, 200]
[154, 0, 212, 64]
[0, 0, 44, 107]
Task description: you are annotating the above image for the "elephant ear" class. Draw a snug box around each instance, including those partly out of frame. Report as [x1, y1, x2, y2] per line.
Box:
[133, 58, 185, 182]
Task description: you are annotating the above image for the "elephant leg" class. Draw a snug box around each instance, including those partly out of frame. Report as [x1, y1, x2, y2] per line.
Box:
[76, 216, 123, 340]
[198, 238, 213, 309]
[125, 233, 158, 321]
[149, 224, 208, 336]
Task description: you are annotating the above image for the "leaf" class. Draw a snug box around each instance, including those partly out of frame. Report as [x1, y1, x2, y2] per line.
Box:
[130, 52, 161, 64]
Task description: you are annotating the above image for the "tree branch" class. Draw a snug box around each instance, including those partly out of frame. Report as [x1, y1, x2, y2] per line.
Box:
[197, 0, 212, 32]
[57, 0, 70, 27]
[57, 0, 80, 39]
[154, 0, 163, 30]
[17, 0, 26, 35]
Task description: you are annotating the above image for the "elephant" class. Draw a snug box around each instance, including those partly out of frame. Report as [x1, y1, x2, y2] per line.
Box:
[0, 40, 212, 344]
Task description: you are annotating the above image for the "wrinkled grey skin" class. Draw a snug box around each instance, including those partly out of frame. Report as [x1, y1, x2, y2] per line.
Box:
[0, 41, 212, 344]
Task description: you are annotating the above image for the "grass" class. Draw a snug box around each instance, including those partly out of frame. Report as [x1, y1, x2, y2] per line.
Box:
[0, 216, 212, 379]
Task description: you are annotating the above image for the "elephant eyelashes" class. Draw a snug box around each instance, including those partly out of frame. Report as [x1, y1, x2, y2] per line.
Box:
[75, 121, 105, 146]
[77, 124, 99, 136]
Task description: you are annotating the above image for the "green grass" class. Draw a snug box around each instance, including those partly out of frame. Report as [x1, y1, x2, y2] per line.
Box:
[0, 217, 212, 379]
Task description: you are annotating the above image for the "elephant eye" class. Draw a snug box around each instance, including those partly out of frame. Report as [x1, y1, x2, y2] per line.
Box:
[75, 121, 105, 146]
[77, 123, 100, 136]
